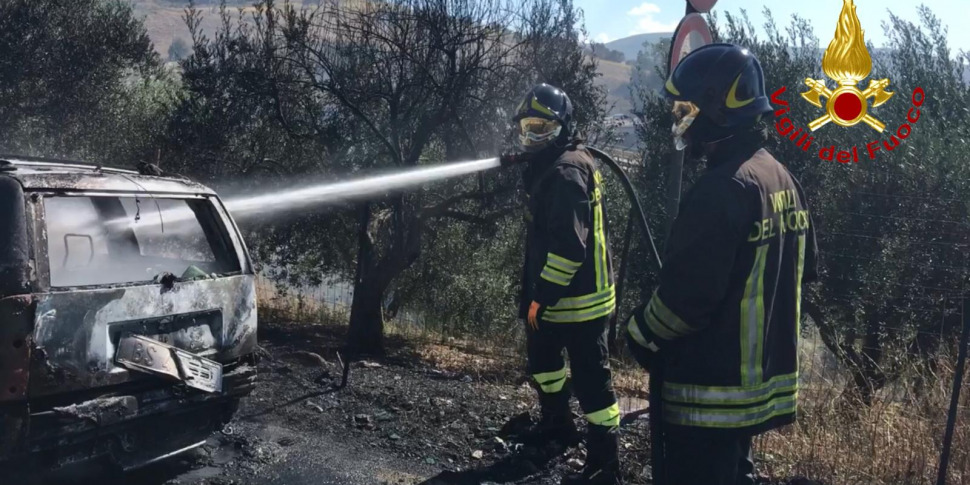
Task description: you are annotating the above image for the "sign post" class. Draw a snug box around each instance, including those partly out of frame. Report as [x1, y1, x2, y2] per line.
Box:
[652, 4, 715, 485]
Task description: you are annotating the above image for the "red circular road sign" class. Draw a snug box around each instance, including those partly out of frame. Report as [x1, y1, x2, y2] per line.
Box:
[668, 13, 714, 75]
[688, 0, 717, 14]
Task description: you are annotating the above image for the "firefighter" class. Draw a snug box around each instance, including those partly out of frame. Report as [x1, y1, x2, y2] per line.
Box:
[513, 83, 622, 485]
[625, 44, 819, 485]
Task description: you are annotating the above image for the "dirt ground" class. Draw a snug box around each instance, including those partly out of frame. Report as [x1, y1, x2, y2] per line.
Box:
[36, 320, 661, 485]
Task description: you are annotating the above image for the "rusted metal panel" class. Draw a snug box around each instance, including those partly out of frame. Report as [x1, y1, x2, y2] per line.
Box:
[6, 167, 214, 196]
[0, 295, 36, 401]
[0, 294, 34, 456]
[0, 176, 30, 297]
[52, 395, 138, 426]
[30, 275, 257, 398]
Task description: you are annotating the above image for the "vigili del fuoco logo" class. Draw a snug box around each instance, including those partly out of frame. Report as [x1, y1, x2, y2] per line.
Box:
[770, 0, 925, 163]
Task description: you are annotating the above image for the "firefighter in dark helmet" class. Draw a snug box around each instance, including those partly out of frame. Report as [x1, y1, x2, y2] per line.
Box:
[625, 44, 819, 485]
[512, 83, 622, 485]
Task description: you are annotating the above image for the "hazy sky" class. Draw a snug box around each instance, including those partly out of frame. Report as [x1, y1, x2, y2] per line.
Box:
[573, 0, 969, 53]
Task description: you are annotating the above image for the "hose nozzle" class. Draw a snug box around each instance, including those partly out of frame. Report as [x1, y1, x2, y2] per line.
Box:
[499, 152, 534, 166]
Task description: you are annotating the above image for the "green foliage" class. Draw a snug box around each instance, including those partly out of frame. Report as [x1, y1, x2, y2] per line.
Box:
[588, 43, 625, 63]
[632, 5, 970, 400]
[168, 37, 192, 61]
[0, 0, 165, 163]
[161, 0, 607, 352]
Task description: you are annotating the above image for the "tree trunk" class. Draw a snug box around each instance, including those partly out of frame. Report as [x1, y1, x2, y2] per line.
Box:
[347, 202, 385, 355]
[347, 275, 386, 355]
[346, 200, 425, 355]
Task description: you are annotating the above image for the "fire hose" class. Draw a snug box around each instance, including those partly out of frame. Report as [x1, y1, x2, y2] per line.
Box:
[587, 147, 667, 485]
[334, 146, 669, 481]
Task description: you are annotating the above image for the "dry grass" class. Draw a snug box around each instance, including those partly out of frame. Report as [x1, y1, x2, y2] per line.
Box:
[255, 280, 970, 485]
[256, 276, 349, 326]
[754, 338, 970, 485]
[132, 0, 314, 56]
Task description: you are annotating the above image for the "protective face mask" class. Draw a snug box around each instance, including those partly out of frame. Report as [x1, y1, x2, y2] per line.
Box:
[671, 101, 700, 152]
[518, 117, 563, 151]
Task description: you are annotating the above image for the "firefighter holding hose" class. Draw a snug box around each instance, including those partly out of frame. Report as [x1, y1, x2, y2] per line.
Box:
[625, 44, 819, 485]
[511, 83, 622, 485]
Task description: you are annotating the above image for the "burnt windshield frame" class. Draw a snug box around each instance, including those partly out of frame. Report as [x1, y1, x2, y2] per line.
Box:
[34, 192, 242, 290]
[188, 198, 240, 274]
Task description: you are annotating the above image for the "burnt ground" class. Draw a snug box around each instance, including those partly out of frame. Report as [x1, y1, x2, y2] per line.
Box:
[40, 321, 655, 485]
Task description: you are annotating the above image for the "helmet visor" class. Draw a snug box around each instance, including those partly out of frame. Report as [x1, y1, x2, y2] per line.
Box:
[519, 117, 562, 149]
[671, 101, 700, 152]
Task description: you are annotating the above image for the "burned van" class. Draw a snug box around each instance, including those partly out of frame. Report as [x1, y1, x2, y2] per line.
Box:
[0, 156, 257, 472]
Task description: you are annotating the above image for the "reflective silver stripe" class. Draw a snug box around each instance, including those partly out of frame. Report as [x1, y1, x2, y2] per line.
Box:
[741, 244, 769, 385]
[795, 234, 806, 338]
[665, 394, 797, 428]
[592, 200, 604, 289]
[547, 253, 582, 273]
[550, 287, 615, 310]
[645, 309, 677, 340]
[663, 373, 798, 405]
[542, 264, 573, 279]
[540, 267, 571, 286]
[649, 292, 692, 336]
[627, 315, 651, 348]
[543, 298, 615, 322]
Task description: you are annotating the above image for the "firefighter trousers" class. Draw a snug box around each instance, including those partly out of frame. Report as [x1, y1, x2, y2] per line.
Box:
[665, 426, 755, 485]
[526, 315, 619, 428]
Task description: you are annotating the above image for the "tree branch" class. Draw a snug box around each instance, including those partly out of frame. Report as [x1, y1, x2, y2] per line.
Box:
[419, 184, 516, 220]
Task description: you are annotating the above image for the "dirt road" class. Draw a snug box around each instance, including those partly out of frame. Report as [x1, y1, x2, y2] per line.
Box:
[40, 321, 651, 485]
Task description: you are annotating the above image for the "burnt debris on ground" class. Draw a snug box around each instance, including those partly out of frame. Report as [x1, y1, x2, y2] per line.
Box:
[41, 320, 653, 485]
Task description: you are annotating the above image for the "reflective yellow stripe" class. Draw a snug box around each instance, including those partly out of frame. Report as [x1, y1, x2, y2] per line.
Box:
[542, 298, 615, 323]
[649, 291, 692, 336]
[533, 366, 567, 393]
[591, 171, 608, 291]
[795, 234, 806, 338]
[663, 372, 798, 405]
[549, 287, 614, 310]
[594, 210, 609, 290]
[547, 253, 582, 274]
[665, 77, 680, 96]
[531, 97, 556, 117]
[585, 402, 620, 427]
[540, 267, 571, 286]
[740, 244, 769, 385]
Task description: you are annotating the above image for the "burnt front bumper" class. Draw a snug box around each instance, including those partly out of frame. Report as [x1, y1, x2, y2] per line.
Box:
[2, 358, 256, 473]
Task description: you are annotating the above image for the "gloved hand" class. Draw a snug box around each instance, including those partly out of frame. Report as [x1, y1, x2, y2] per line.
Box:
[625, 304, 662, 372]
[527, 301, 542, 331]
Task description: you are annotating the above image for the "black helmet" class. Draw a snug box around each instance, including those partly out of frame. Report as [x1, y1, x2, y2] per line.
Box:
[513, 84, 573, 152]
[665, 43, 771, 144]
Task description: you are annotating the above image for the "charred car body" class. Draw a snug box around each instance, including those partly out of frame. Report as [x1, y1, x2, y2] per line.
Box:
[0, 156, 257, 472]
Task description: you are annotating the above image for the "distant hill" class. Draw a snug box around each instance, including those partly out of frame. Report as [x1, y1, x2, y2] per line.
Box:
[131, 0, 311, 58]
[594, 59, 633, 114]
[133, 1, 658, 114]
[605, 33, 671, 63]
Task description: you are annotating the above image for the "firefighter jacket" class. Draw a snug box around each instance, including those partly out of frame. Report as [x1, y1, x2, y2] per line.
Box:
[628, 144, 818, 434]
[518, 143, 615, 323]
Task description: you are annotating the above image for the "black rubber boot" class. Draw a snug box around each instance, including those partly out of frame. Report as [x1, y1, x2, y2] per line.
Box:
[561, 424, 622, 485]
[513, 389, 579, 446]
